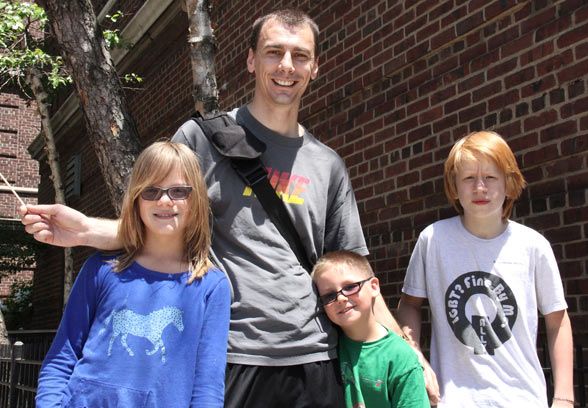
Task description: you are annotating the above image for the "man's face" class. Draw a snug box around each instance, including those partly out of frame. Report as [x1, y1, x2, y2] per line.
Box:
[247, 19, 319, 109]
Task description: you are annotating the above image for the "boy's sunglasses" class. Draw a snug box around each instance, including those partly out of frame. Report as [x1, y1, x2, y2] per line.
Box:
[319, 277, 372, 306]
[140, 186, 192, 201]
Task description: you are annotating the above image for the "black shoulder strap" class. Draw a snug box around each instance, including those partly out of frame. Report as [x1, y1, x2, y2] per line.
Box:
[192, 112, 314, 273]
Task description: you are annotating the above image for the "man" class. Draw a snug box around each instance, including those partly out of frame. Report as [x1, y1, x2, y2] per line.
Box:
[22, 9, 438, 407]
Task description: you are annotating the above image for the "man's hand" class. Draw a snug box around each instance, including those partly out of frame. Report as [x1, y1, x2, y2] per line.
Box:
[397, 293, 440, 405]
[415, 349, 440, 406]
[551, 399, 575, 408]
[19, 204, 90, 248]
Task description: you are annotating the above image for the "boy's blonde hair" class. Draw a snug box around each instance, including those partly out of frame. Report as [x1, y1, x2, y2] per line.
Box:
[312, 250, 374, 281]
[113, 141, 212, 282]
[444, 131, 526, 220]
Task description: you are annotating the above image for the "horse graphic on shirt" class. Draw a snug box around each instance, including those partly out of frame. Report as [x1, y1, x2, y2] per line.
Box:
[100, 306, 184, 363]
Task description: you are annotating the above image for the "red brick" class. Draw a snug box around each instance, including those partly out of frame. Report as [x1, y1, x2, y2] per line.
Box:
[488, 26, 520, 53]
[557, 22, 588, 48]
[535, 13, 572, 42]
[567, 171, 588, 192]
[472, 81, 502, 102]
[525, 213, 561, 230]
[470, 49, 501, 73]
[523, 110, 558, 132]
[521, 7, 556, 35]
[561, 134, 588, 155]
[565, 241, 588, 259]
[563, 206, 588, 224]
[431, 27, 456, 50]
[539, 120, 577, 142]
[521, 74, 556, 98]
[488, 89, 520, 111]
[444, 94, 471, 114]
[458, 102, 487, 124]
[561, 96, 588, 118]
[519, 41, 555, 66]
[557, 60, 588, 84]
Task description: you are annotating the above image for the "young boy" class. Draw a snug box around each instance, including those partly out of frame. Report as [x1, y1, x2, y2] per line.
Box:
[397, 131, 574, 407]
[312, 251, 429, 408]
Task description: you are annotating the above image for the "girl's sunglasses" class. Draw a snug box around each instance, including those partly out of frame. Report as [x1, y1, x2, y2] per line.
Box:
[140, 186, 192, 201]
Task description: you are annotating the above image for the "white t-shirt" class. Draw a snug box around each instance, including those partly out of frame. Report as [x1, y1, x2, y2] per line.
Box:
[402, 216, 567, 407]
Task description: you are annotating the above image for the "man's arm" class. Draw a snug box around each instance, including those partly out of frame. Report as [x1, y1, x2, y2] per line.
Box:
[374, 294, 405, 335]
[20, 204, 121, 250]
[397, 293, 440, 406]
[545, 310, 574, 408]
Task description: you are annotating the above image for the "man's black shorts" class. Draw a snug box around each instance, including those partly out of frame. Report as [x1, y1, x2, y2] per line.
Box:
[225, 360, 345, 407]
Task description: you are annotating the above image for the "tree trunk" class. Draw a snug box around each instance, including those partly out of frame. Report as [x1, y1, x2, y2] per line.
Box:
[184, 0, 219, 115]
[41, 0, 141, 215]
[26, 68, 75, 303]
[0, 311, 9, 345]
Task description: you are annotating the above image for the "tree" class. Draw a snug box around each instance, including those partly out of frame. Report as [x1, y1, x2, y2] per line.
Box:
[184, 0, 219, 114]
[0, 1, 141, 304]
[40, 0, 142, 214]
[0, 0, 76, 310]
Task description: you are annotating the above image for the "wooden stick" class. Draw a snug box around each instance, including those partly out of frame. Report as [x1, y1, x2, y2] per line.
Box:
[0, 172, 26, 207]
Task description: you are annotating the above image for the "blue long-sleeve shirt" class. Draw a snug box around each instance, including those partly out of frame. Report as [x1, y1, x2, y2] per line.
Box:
[36, 252, 231, 408]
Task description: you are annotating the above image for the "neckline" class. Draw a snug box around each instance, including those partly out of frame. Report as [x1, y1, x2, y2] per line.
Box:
[238, 106, 309, 148]
[130, 261, 189, 280]
[456, 216, 510, 242]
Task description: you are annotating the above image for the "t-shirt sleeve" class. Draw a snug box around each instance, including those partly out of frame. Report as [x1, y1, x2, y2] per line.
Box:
[190, 273, 231, 407]
[402, 230, 429, 299]
[171, 120, 205, 152]
[388, 339, 429, 408]
[36, 253, 103, 407]
[324, 164, 368, 256]
[535, 235, 567, 315]
[389, 365, 430, 408]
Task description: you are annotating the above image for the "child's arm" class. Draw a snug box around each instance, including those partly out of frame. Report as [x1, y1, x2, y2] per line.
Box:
[396, 294, 424, 348]
[397, 293, 440, 405]
[36, 255, 101, 407]
[190, 275, 231, 407]
[545, 309, 574, 408]
[374, 294, 405, 335]
[20, 204, 121, 250]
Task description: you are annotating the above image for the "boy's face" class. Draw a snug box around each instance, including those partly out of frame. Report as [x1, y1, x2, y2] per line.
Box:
[247, 18, 318, 109]
[455, 156, 506, 224]
[315, 266, 379, 330]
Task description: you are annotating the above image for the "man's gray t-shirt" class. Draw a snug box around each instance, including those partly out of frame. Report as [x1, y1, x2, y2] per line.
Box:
[172, 106, 368, 366]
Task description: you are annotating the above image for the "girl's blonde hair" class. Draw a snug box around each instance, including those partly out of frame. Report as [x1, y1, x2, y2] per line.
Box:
[113, 141, 212, 283]
[444, 131, 527, 220]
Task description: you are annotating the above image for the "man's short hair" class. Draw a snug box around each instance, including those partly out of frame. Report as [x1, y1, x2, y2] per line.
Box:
[249, 9, 320, 57]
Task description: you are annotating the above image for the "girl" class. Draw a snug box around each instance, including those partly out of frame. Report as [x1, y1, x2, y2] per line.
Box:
[36, 141, 231, 407]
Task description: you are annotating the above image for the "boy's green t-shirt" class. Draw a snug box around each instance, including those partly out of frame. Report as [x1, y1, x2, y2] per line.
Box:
[338, 329, 429, 408]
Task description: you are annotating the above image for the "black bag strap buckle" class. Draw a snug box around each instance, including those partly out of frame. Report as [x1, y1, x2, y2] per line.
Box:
[232, 158, 268, 187]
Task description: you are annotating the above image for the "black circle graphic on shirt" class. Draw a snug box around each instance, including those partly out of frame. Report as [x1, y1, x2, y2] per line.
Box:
[445, 271, 518, 355]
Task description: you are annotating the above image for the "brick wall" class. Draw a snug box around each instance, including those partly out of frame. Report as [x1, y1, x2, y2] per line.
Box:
[36, 0, 587, 362]
[210, 1, 588, 348]
[0, 92, 39, 301]
[0, 93, 39, 219]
